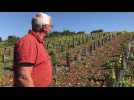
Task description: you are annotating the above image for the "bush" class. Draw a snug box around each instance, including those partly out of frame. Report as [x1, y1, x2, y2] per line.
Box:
[48, 49, 58, 66]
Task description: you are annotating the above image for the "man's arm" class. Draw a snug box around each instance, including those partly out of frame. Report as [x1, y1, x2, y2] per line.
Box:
[16, 63, 34, 87]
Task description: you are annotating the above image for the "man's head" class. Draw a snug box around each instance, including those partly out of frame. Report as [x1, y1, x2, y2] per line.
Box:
[32, 12, 53, 34]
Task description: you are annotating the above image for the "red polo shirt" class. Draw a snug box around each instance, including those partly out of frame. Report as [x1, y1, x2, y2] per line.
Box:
[13, 30, 53, 87]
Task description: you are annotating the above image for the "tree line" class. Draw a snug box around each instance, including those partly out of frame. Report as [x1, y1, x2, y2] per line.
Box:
[0, 29, 105, 46]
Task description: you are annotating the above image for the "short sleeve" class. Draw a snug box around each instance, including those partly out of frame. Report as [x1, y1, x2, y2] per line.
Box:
[14, 37, 37, 65]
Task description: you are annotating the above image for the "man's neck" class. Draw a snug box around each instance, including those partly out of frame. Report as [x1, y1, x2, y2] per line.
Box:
[30, 30, 47, 42]
[36, 32, 46, 41]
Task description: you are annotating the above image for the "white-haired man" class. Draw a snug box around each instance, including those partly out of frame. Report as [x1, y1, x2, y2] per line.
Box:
[13, 13, 53, 87]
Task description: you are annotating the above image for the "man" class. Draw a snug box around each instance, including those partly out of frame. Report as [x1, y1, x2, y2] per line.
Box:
[13, 12, 53, 87]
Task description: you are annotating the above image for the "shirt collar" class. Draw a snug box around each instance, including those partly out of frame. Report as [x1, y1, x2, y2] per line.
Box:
[28, 30, 45, 44]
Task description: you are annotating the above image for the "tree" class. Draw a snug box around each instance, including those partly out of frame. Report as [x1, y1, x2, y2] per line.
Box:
[62, 30, 71, 35]
[91, 29, 104, 33]
[0, 37, 2, 42]
[77, 31, 85, 34]
[6, 35, 20, 46]
[48, 31, 61, 37]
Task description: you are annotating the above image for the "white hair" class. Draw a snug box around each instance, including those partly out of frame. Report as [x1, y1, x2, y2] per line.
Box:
[32, 12, 51, 31]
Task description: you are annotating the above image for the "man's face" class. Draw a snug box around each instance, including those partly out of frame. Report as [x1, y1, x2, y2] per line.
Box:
[41, 24, 53, 36]
[39, 16, 53, 37]
[42, 24, 53, 32]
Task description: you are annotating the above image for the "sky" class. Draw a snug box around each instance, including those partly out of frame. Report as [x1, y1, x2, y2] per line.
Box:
[0, 12, 134, 40]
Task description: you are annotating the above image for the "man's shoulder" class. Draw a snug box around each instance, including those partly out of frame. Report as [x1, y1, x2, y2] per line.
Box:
[16, 33, 37, 46]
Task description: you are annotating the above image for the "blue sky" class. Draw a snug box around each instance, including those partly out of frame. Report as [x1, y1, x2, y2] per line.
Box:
[0, 12, 134, 40]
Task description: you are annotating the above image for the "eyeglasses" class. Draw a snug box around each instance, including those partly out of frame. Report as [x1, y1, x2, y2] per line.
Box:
[42, 24, 53, 28]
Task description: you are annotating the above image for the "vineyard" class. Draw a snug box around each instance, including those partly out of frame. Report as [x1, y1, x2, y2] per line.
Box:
[1, 32, 134, 87]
